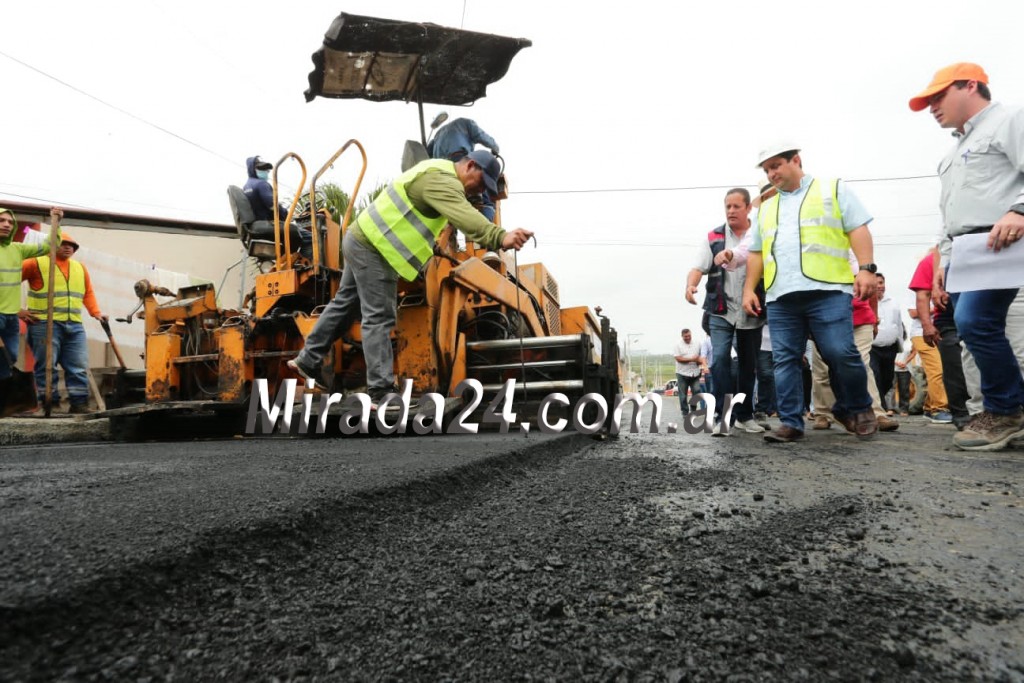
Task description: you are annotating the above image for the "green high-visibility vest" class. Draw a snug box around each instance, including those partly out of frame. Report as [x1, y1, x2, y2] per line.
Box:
[27, 256, 86, 323]
[757, 178, 854, 291]
[357, 159, 455, 281]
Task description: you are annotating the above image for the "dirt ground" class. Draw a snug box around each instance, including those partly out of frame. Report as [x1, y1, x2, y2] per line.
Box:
[1, 404, 1022, 681]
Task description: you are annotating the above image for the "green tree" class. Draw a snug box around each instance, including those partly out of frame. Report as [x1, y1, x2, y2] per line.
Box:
[301, 181, 389, 226]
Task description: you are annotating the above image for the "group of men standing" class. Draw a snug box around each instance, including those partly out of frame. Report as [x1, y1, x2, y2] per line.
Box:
[681, 62, 1024, 452]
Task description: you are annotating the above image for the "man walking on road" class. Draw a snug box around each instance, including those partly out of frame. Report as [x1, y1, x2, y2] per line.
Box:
[685, 188, 766, 435]
[910, 62, 1024, 450]
[870, 272, 903, 414]
[742, 143, 879, 443]
[673, 328, 703, 414]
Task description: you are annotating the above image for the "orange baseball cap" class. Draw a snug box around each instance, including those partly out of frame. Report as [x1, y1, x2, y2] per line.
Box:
[908, 62, 989, 112]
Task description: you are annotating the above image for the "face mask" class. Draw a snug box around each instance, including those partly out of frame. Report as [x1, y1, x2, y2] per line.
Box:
[256, 169, 270, 180]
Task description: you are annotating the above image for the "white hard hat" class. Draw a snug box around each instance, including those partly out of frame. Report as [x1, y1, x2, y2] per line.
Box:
[755, 142, 800, 168]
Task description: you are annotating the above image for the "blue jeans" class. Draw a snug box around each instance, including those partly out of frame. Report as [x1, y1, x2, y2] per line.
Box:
[708, 315, 761, 422]
[755, 349, 776, 414]
[299, 227, 314, 259]
[27, 321, 90, 405]
[675, 373, 702, 413]
[296, 231, 398, 392]
[767, 291, 872, 431]
[951, 286, 1024, 415]
[0, 313, 19, 380]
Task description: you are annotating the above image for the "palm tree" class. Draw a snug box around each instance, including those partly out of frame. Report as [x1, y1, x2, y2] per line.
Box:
[301, 181, 389, 226]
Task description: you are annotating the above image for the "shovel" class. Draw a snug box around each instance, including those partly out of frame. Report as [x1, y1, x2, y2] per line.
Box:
[100, 318, 145, 408]
[100, 319, 127, 370]
[0, 335, 38, 418]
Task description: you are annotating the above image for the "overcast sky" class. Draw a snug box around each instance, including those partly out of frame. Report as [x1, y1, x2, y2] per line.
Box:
[3, 0, 1023, 356]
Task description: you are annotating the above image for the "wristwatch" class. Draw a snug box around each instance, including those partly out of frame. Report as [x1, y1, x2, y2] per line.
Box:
[859, 263, 878, 274]
[1010, 203, 1024, 217]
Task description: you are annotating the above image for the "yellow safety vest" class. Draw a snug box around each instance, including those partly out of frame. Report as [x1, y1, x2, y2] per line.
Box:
[27, 257, 86, 323]
[758, 178, 854, 291]
[357, 159, 455, 281]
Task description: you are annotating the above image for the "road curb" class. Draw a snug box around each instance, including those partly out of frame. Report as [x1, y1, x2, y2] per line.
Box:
[0, 417, 111, 447]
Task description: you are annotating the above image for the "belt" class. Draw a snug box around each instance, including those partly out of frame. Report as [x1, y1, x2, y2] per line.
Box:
[962, 226, 994, 236]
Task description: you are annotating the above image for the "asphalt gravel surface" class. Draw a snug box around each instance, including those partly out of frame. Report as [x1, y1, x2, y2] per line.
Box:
[1, 404, 1023, 682]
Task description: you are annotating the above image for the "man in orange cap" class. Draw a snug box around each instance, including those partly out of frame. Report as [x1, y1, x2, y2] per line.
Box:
[909, 62, 1024, 451]
[20, 232, 107, 414]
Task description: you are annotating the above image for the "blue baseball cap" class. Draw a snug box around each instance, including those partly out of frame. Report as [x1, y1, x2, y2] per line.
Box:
[465, 149, 501, 196]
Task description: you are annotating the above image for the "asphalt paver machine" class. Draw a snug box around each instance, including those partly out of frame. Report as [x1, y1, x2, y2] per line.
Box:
[106, 13, 620, 436]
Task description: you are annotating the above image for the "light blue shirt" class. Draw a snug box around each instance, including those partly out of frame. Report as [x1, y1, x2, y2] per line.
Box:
[749, 175, 872, 303]
[936, 102, 1024, 266]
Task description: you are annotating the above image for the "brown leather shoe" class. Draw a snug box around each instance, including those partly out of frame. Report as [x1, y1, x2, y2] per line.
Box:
[836, 414, 857, 434]
[853, 410, 878, 439]
[877, 414, 899, 432]
[812, 415, 831, 430]
[763, 425, 804, 443]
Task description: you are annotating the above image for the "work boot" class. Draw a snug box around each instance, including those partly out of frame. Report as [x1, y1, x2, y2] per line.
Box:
[287, 358, 329, 391]
[953, 411, 1024, 451]
[763, 425, 804, 443]
[368, 384, 402, 411]
[812, 415, 831, 430]
[853, 410, 878, 440]
[877, 414, 900, 432]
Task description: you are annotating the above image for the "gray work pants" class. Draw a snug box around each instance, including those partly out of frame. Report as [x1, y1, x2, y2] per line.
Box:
[296, 231, 399, 391]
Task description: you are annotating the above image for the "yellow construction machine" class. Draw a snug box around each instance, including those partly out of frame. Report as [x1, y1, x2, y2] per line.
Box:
[105, 13, 620, 437]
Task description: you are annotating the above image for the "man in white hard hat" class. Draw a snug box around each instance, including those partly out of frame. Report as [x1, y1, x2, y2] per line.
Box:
[741, 143, 879, 443]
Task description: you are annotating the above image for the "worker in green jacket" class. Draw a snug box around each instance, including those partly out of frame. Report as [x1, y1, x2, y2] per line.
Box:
[0, 206, 61, 382]
[288, 150, 532, 407]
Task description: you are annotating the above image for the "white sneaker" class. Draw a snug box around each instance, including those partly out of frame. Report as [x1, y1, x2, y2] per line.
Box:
[712, 421, 733, 437]
[736, 419, 766, 433]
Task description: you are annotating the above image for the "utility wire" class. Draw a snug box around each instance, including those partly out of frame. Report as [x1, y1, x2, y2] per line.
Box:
[511, 175, 938, 196]
[0, 190, 96, 211]
[0, 49, 238, 168]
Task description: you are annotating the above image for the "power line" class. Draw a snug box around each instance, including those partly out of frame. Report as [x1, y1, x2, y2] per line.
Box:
[0, 49, 238, 168]
[539, 238, 940, 248]
[511, 175, 938, 196]
[0, 190, 96, 211]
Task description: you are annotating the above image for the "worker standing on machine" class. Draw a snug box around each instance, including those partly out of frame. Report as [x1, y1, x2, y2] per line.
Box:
[428, 118, 502, 222]
[288, 150, 533, 408]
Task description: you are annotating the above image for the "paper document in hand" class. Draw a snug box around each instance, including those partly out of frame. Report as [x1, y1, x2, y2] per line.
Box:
[946, 233, 1024, 293]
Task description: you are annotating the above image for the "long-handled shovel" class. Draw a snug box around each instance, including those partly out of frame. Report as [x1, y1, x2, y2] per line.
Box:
[43, 208, 61, 417]
[100, 319, 127, 370]
[0, 336, 37, 418]
[101, 318, 145, 408]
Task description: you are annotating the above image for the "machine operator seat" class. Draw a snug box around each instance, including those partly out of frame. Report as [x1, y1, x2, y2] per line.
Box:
[227, 185, 303, 262]
[402, 140, 430, 172]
